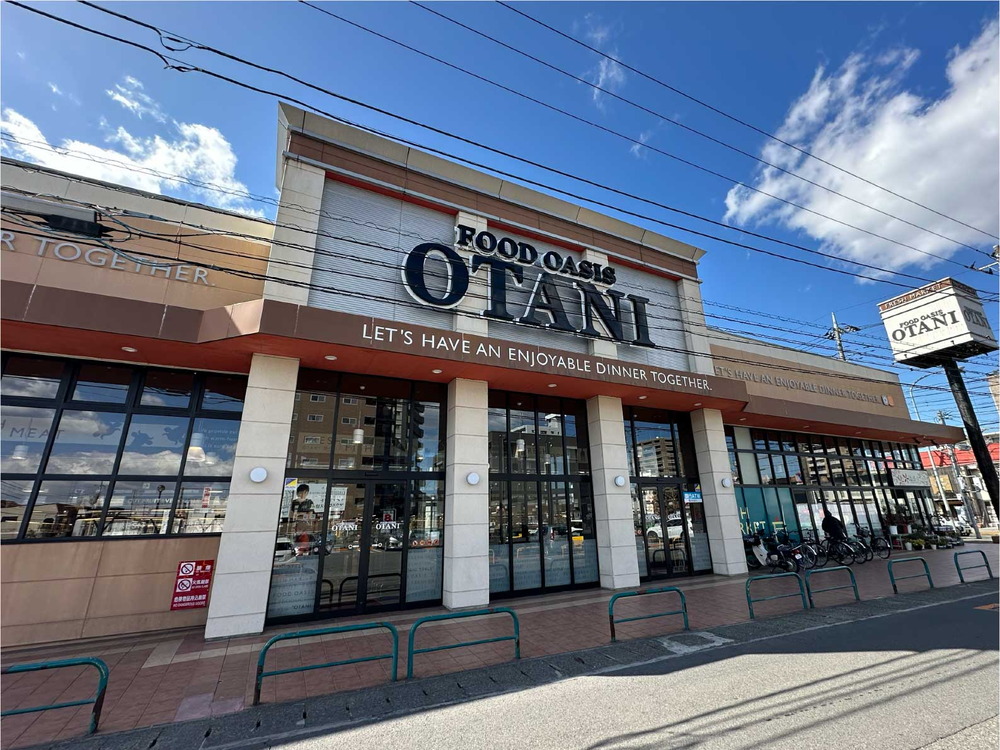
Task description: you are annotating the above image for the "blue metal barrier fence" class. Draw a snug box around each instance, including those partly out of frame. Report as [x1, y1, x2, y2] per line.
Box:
[745, 573, 808, 620]
[406, 608, 519, 679]
[954, 550, 995, 583]
[608, 587, 688, 642]
[1, 657, 109, 735]
[887, 557, 934, 594]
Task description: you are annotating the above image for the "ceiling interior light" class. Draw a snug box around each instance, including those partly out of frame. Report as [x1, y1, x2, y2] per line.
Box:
[186, 433, 206, 463]
[352, 428, 365, 444]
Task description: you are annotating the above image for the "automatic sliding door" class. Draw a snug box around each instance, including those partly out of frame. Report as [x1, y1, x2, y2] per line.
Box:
[364, 482, 405, 610]
[318, 482, 366, 613]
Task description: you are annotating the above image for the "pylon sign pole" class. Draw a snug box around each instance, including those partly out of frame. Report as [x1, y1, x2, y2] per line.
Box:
[942, 359, 999, 517]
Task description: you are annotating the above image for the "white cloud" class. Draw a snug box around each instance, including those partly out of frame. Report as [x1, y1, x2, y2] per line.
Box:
[1, 79, 261, 216]
[578, 14, 627, 110]
[105, 76, 165, 122]
[724, 21, 1000, 277]
[47, 82, 62, 96]
[629, 129, 654, 159]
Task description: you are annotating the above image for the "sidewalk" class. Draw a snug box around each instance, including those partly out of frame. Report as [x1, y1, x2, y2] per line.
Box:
[3, 546, 997, 749]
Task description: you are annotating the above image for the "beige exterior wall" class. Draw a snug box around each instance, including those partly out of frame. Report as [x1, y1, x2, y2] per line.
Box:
[1, 535, 220, 648]
[710, 333, 909, 419]
[1, 161, 272, 310]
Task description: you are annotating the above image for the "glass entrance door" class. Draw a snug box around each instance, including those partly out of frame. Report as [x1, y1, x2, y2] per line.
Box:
[268, 479, 407, 620]
[635, 484, 692, 579]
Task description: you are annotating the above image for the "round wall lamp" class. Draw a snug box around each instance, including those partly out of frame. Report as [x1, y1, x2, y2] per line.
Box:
[466, 472, 481, 486]
[614, 475, 627, 487]
[249, 467, 268, 483]
[721, 477, 733, 488]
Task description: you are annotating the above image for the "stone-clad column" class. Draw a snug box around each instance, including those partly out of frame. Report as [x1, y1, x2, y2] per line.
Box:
[690, 408, 747, 575]
[442, 378, 491, 608]
[587, 395, 640, 589]
[205, 354, 299, 639]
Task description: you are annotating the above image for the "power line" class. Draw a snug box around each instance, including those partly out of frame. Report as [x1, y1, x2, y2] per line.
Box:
[6, 205, 993, 400]
[495, 0, 1000, 247]
[63, 2, 964, 289]
[292, 0, 981, 272]
[12, 4, 1000, 312]
[5, 167, 996, 381]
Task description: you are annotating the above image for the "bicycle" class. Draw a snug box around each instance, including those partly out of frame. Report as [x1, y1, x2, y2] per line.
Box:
[817, 535, 856, 566]
[802, 531, 828, 568]
[858, 528, 891, 559]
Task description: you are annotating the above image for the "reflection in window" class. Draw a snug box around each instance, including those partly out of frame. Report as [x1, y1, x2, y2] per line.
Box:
[173, 483, 229, 534]
[140, 371, 194, 408]
[118, 415, 188, 475]
[2, 356, 64, 399]
[45, 411, 127, 474]
[1, 406, 55, 473]
[2, 355, 245, 541]
[184, 419, 239, 476]
[104, 481, 175, 536]
[25, 480, 107, 538]
[406, 480, 444, 602]
[73, 364, 132, 403]
[0, 479, 34, 539]
[201, 375, 246, 411]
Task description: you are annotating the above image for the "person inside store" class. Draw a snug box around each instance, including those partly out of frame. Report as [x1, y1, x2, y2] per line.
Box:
[821, 505, 848, 541]
[291, 483, 315, 521]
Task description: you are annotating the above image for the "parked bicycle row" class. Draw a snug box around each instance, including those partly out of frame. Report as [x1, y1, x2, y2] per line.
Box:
[744, 528, 891, 573]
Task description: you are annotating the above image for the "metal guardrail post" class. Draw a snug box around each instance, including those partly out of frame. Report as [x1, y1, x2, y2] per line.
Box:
[954, 550, 996, 583]
[253, 622, 399, 706]
[1, 657, 110, 735]
[887, 557, 934, 594]
[745, 573, 808, 620]
[608, 586, 689, 642]
[406, 608, 519, 679]
[804, 566, 860, 608]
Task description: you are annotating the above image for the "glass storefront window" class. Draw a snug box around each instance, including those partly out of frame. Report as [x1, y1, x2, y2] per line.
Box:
[406, 480, 443, 602]
[46, 411, 127, 474]
[1, 355, 244, 542]
[2, 356, 65, 399]
[140, 370, 194, 409]
[118, 415, 188, 475]
[1, 405, 55, 473]
[72, 364, 132, 403]
[173, 482, 229, 534]
[0, 479, 34, 540]
[103, 481, 175, 536]
[201, 375, 246, 412]
[25, 480, 107, 538]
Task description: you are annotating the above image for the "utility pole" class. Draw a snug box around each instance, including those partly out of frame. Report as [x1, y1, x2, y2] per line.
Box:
[941, 359, 1000, 518]
[938, 410, 982, 539]
[825, 313, 861, 361]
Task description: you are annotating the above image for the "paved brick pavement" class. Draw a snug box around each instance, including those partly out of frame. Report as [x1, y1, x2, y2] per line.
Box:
[2, 545, 997, 749]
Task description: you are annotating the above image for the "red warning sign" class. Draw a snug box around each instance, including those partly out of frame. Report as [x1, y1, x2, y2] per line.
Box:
[170, 559, 214, 611]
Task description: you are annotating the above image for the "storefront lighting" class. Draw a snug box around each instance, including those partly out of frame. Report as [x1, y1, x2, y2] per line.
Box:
[432, 369, 443, 374]
[466, 472, 481, 486]
[249, 467, 268, 483]
[614, 476, 626, 487]
[352, 428, 365, 444]
[187, 433, 206, 463]
[693, 402, 703, 407]
[738, 418, 747, 422]
[722, 478, 734, 488]
[9, 444, 29, 461]
[324, 355, 338, 361]
[638, 395, 647, 400]
[547, 383, 557, 388]
[515, 438, 526, 456]
[121, 346, 138, 353]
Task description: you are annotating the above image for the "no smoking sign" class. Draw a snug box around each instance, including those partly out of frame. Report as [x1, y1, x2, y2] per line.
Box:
[170, 559, 214, 611]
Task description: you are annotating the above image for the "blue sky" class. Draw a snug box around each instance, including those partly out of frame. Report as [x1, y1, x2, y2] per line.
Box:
[2, 1, 998, 429]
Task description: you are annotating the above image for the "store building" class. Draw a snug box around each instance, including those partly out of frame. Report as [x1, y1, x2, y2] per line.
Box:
[0, 103, 963, 647]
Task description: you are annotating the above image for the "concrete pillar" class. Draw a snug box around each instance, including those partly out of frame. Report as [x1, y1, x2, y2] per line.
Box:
[205, 354, 299, 638]
[442, 378, 490, 608]
[263, 160, 325, 305]
[690, 408, 748, 576]
[587, 395, 640, 589]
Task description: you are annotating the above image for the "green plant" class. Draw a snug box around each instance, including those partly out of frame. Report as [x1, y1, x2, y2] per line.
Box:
[911, 539, 925, 550]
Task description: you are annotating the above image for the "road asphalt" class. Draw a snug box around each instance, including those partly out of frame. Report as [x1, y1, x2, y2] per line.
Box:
[39, 578, 999, 750]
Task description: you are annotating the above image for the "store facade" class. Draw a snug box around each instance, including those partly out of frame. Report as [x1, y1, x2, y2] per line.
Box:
[0, 104, 963, 646]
